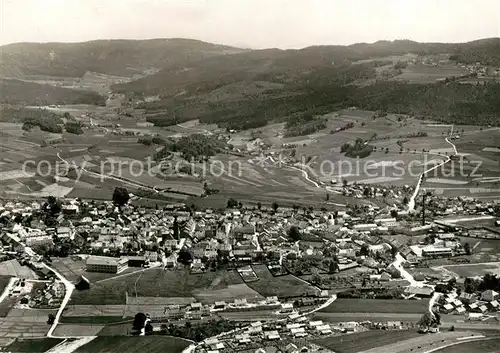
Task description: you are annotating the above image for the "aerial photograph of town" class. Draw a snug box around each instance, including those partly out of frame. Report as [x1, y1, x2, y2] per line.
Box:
[0, 0, 499, 352]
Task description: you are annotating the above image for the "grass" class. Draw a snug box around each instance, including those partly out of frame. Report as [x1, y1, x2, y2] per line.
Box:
[442, 262, 500, 278]
[59, 316, 132, 324]
[74, 336, 190, 353]
[246, 264, 318, 298]
[0, 275, 12, 293]
[71, 269, 243, 305]
[314, 330, 422, 353]
[6, 338, 63, 352]
[319, 299, 429, 314]
[435, 338, 500, 353]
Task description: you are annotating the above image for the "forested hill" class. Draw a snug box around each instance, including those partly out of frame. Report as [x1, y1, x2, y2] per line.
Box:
[0, 38, 245, 78]
[111, 38, 500, 130]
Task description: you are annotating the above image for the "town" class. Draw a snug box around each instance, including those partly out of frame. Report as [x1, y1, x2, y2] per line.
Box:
[1, 185, 499, 352]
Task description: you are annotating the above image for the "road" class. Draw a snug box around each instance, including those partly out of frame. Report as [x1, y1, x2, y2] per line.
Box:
[181, 295, 337, 353]
[407, 136, 457, 213]
[45, 337, 97, 353]
[56, 152, 159, 194]
[0, 277, 18, 304]
[392, 254, 423, 287]
[44, 263, 75, 339]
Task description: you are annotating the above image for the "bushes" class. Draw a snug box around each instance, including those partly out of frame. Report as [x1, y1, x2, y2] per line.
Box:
[284, 114, 327, 137]
[22, 114, 63, 133]
[341, 138, 373, 159]
[65, 122, 84, 134]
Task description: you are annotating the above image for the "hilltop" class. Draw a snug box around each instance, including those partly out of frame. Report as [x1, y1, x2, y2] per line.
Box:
[1, 37, 499, 128]
[111, 38, 500, 129]
[0, 38, 245, 78]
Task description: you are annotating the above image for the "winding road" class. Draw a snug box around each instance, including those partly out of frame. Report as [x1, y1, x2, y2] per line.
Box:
[407, 136, 457, 213]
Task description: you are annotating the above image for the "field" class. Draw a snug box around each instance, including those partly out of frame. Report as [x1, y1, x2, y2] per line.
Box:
[0, 260, 37, 279]
[435, 337, 500, 353]
[74, 336, 191, 353]
[355, 331, 490, 353]
[0, 319, 50, 338]
[70, 269, 246, 305]
[5, 338, 63, 352]
[314, 330, 422, 353]
[0, 276, 11, 293]
[319, 299, 429, 314]
[246, 265, 318, 298]
[442, 262, 500, 278]
[59, 316, 132, 324]
[391, 62, 468, 84]
[52, 323, 105, 337]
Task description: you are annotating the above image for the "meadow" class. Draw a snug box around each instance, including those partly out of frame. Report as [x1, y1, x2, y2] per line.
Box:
[70, 269, 245, 305]
[319, 299, 429, 314]
[74, 336, 191, 353]
[442, 262, 500, 278]
[314, 330, 422, 353]
[246, 265, 318, 298]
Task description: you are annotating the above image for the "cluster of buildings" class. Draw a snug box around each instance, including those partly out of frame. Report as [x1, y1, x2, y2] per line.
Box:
[438, 289, 500, 320]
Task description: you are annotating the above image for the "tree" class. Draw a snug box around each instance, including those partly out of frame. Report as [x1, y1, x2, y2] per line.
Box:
[45, 196, 62, 215]
[47, 313, 55, 325]
[288, 226, 301, 241]
[132, 312, 147, 331]
[390, 209, 399, 219]
[144, 321, 153, 335]
[464, 242, 472, 255]
[177, 248, 194, 266]
[402, 196, 409, 205]
[257, 202, 262, 210]
[329, 261, 339, 274]
[342, 179, 348, 187]
[417, 311, 433, 330]
[226, 198, 238, 208]
[112, 187, 130, 206]
[272, 201, 279, 212]
[359, 244, 369, 256]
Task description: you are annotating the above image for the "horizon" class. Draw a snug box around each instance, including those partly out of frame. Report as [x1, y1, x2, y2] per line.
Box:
[1, 36, 499, 50]
[1, 0, 499, 49]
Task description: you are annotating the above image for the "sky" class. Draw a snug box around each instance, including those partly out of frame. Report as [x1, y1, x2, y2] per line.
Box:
[1, 0, 499, 49]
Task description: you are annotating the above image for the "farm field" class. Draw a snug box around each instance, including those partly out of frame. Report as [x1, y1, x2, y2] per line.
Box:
[0, 319, 49, 338]
[5, 337, 63, 352]
[435, 337, 500, 353]
[0, 276, 11, 293]
[62, 304, 126, 317]
[74, 336, 191, 353]
[52, 323, 105, 337]
[192, 283, 263, 304]
[314, 330, 422, 353]
[391, 62, 468, 84]
[246, 265, 318, 298]
[442, 262, 500, 278]
[70, 269, 245, 305]
[0, 260, 37, 279]
[59, 316, 132, 324]
[319, 299, 429, 314]
[355, 331, 489, 353]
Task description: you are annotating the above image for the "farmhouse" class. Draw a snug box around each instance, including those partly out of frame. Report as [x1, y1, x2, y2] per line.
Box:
[86, 255, 128, 273]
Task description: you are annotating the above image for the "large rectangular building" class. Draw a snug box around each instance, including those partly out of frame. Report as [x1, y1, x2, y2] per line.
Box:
[86, 256, 128, 273]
